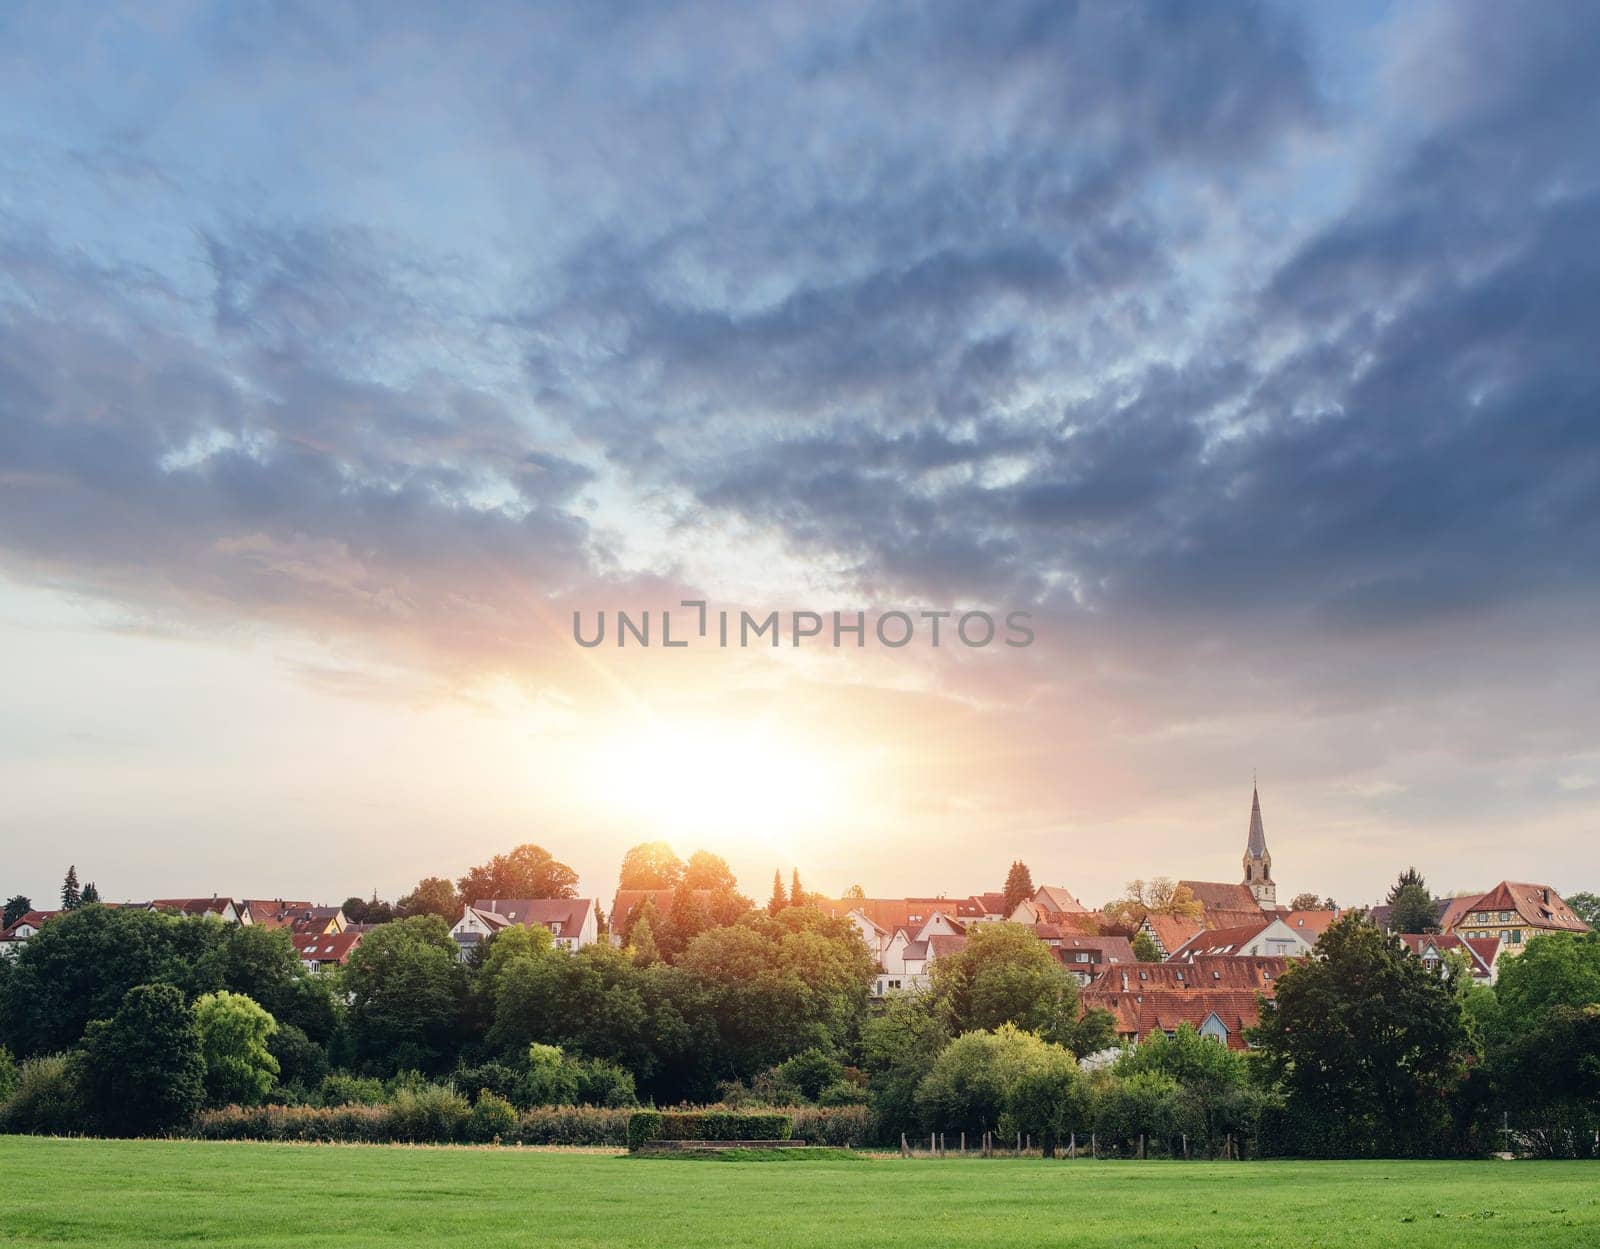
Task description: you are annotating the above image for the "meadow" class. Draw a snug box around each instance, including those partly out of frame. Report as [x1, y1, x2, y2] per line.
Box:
[2, 1137, 1596, 1248]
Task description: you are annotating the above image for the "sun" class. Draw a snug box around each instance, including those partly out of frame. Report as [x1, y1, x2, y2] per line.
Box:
[582, 714, 851, 845]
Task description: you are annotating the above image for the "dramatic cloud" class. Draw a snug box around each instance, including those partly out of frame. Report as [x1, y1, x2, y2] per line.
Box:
[2, 0, 1597, 903]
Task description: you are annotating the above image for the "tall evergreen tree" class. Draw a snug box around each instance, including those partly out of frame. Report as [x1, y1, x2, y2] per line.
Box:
[2, 895, 30, 929]
[80, 882, 101, 905]
[767, 870, 788, 915]
[60, 866, 81, 911]
[790, 868, 805, 909]
[1387, 868, 1437, 934]
[1002, 860, 1035, 915]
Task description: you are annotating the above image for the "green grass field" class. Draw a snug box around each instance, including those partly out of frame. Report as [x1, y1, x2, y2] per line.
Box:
[3, 1137, 1596, 1248]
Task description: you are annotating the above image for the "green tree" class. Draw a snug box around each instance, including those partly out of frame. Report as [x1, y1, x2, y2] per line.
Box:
[193, 990, 280, 1107]
[774, 1047, 843, 1102]
[60, 866, 81, 911]
[1251, 914, 1472, 1156]
[628, 914, 662, 968]
[519, 1042, 581, 1105]
[859, 992, 949, 1140]
[790, 869, 806, 908]
[1002, 1044, 1086, 1155]
[79, 983, 204, 1135]
[658, 880, 711, 960]
[80, 882, 101, 905]
[2, 896, 30, 930]
[932, 923, 1111, 1053]
[457, 844, 579, 902]
[198, 923, 339, 1044]
[1131, 931, 1161, 963]
[616, 842, 684, 891]
[1002, 861, 1034, 916]
[1387, 868, 1437, 934]
[1289, 892, 1325, 911]
[343, 916, 467, 1074]
[399, 876, 461, 921]
[1564, 891, 1600, 928]
[914, 1024, 1077, 1137]
[0, 1044, 17, 1103]
[767, 871, 787, 915]
[1492, 932, 1600, 1031]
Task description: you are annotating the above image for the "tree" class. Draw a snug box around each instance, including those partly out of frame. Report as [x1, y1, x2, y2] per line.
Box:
[399, 876, 461, 921]
[914, 1024, 1080, 1139]
[1565, 891, 1600, 928]
[657, 880, 711, 960]
[628, 914, 662, 968]
[616, 842, 683, 891]
[193, 990, 280, 1107]
[342, 916, 467, 1074]
[1387, 868, 1438, 934]
[80, 882, 101, 905]
[2, 896, 30, 930]
[458, 843, 578, 902]
[79, 983, 205, 1135]
[1251, 914, 1472, 1156]
[790, 868, 806, 909]
[683, 851, 738, 892]
[1492, 932, 1600, 1032]
[1103, 878, 1202, 928]
[767, 871, 787, 916]
[1289, 892, 1326, 911]
[61, 866, 81, 911]
[931, 923, 1112, 1054]
[774, 1047, 844, 1102]
[342, 896, 370, 924]
[1131, 931, 1162, 963]
[1002, 861, 1035, 916]
[860, 992, 949, 1139]
[842, 884, 867, 901]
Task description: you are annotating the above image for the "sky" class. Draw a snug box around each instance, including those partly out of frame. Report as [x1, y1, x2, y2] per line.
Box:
[2, 0, 1598, 912]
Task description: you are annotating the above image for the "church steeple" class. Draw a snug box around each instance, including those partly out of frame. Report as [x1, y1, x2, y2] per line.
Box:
[1243, 784, 1275, 906]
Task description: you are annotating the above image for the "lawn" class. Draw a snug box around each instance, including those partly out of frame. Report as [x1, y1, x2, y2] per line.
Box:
[2, 1137, 1597, 1248]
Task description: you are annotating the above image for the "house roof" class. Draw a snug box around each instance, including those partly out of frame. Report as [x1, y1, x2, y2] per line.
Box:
[1179, 881, 1263, 916]
[1032, 885, 1088, 915]
[1281, 909, 1341, 938]
[1397, 932, 1498, 979]
[1465, 882, 1589, 933]
[291, 932, 362, 964]
[149, 898, 236, 916]
[1142, 914, 1205, 954]
[473, 898, 594, 935]
[1167, 921, 1278, 961]
[1081, 987, 1266, 1051]
[1, 909, 59, 940]
[926, 933, 968, 960]
[1094, 955, 1289, 994]
[1054, 934, 1136, 964]
[611, 888, 714, 926]
[240, 899, 314, 924]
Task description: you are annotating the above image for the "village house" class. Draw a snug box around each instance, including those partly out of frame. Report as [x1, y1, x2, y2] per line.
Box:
[1397, 932, 1501, 982]
[1167, 917, 1315, 962]
[148, 897, 243, 924]
[450, 897, 599, 958]
[292, 930, 362, 973]
[1441, 881, 1588, 955]
[0, 909, 59, 956]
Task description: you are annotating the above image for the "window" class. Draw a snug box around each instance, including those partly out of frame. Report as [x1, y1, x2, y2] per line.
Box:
[1076, 952, 1090, 963]
[1509, 930, 1523, 944]
[1498, 911, 1511, 923]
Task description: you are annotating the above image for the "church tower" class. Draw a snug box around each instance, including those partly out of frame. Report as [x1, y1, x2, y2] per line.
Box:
[1242, 784, 1275, 906]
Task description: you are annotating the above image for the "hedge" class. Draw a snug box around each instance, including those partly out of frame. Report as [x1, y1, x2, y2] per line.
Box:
[627, 1110, 793, 1151]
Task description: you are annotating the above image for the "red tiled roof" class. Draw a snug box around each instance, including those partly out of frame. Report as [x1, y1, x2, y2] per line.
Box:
[1, 909, 59, 940]
[292, 932, 362, 964]
[1082, 987, 1266, 1050]
[926, 933, 967, 960]
[150, 898, 236, 916]
[1094, 955, 1289, 995]
[1179, 881, 1262, 915]
[1460, 882, 1589, 933]
[1167, 921, 1276, 961]
[1281, 909, 1341, 938]
[1143, 914, 1204, 955]
[1397, 933, 1498, 979]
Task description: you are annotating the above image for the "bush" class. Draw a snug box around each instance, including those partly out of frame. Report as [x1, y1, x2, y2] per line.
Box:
[268, 1024, 329, 1094]
[388, 1083, 470, 1143]
[0, 1052, 87, 1135]
[517, 1105, 634, 1146]
[318, 1071, 387, 1106]
[454, 1061, 520, 1106]
[774, 1048, 844, 1102]
[789, 1104, 875, 1146]
[466, 1090, 519, 1143]
[627, 1109, 793, 1150]
[0, 1045, 17, 1104]
[574, 1058, 639, 1108]
[817, 1080, 869, 1107]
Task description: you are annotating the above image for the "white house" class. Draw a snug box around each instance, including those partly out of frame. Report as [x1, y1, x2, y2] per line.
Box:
[1166, 917, 1314, 962]
[450, 897, 599, 958]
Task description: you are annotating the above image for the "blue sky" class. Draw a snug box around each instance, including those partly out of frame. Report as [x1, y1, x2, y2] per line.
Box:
[2, 1, 1597, 909]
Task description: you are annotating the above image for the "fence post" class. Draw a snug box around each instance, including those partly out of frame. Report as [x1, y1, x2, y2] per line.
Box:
[1091, 1132, 1097, 1160]
[930, 1133, 935, 1155]
[939, 1132, 946, 1158]
[1025, 1134, 1032, 1155]
[1016, 1131, 1022, 1155]
[1069, 1131, 1076, 1159]
[901, 1132, 909, 1158]
[1138, 1133, 1146, 1160]
[1182, 1133, 1189, 1161]
[961, 1131, 966, 1155]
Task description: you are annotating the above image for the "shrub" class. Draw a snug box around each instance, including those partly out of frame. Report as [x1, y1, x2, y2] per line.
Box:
[817, 1080, 869, 1108]
[518, 1104, 634, 1146]
[388, 1083, 470, 1143]
[790, 1104, 875, 1146]
[627, 1109, 793, 1150]
[574, 1058, 639, 1108]
[0, 1045, 18, 1104]
[466, 1090, 519, 1143]
[0, 1052, 87, 1135]
[318, 1071, 387, 1106]
[774, 1048, 844, 1102]
[454, 1061, 520, 1106]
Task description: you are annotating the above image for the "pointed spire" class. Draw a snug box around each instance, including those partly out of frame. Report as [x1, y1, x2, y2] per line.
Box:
[1247, 784, 1268, 858]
